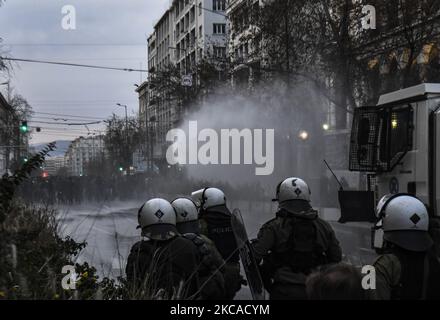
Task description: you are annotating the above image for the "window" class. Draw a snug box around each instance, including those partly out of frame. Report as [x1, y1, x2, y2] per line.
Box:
[213, 0, 226, 11]
[213, 46, 226, 59]
[199, 25, 203, 37]
[213, 23, 226, 34]
[199, 2, 202, 15]
[190, 6, 195, 23]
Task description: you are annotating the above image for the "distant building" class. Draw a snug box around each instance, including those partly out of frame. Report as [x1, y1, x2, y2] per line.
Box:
[65, 136, 105, 176]
[43, 156, 66, 176]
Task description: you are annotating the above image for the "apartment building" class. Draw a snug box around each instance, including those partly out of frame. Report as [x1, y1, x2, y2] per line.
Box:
[227, 0, 262, 89]
[65, 136, 105, 177]
[140, 0, 228, 171]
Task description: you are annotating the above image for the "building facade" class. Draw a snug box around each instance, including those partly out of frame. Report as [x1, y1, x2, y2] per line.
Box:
[227, 0, 262, 90]
[0, 92, 20, 176]
[139, 0, 229, 171]
[65, 136, 105, 177]
[0, 92, 11, 175]
[43, 156, 66, 176]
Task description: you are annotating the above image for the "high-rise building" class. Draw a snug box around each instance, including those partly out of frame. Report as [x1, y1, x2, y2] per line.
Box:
[139, 0, 229, 171]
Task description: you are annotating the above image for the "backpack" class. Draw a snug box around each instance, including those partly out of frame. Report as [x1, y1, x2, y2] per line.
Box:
[276, 217, 328, 275]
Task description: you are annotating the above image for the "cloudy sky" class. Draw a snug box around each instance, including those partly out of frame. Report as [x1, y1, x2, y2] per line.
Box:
[0, 0, 170, 144]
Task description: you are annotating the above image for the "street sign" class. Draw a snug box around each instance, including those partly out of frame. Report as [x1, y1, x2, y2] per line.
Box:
[181, 75, 192, 87]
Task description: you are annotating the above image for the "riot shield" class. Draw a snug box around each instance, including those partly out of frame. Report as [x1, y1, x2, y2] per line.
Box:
[231, 208, 266, 300]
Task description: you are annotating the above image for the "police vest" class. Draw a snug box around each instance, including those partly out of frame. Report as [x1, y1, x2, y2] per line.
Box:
[200, 207, 240, 264]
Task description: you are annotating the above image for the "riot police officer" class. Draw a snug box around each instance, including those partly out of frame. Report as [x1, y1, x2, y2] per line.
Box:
[252, 177, 342, 300]
[125, 198, 200, 299]
[172, 197, 226, 300]
[372, 193, 440, 300]
[191, 187, 242, 300]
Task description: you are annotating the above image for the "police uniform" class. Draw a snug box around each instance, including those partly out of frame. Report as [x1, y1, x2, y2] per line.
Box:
[126, 235, 200, 299]
[372, 248, 440, 300]
[126, 198, 201, 299]
[252, 207, 342, 300]
[371, 193, 440, 300]
[183, 233, 226, 299]
[200, 205, 242, 300]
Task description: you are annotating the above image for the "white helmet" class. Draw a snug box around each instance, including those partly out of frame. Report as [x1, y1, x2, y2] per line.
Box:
[273, 177, 311, 203]
[191, 187, 226, 210]
[137, 198, 178, 240]
[375, 194, 433, 252]
[171, 197, 201, 234]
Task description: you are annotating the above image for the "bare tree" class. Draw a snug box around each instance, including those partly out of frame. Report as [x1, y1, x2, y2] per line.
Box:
[354, 0, 440, 94]
[104, 114, 143, 174]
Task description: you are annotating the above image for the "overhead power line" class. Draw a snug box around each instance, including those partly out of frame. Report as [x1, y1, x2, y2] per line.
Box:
[29, 120, 102, 126]
[32, 116, 105, 122]
[0, 57, 148, 73]
[33, 112, 107, 120]
[2, 43, 147, 47]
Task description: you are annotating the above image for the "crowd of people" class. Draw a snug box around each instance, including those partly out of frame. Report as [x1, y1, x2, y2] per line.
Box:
[15, 174, 269, 206]
[124, 177, 440, 300]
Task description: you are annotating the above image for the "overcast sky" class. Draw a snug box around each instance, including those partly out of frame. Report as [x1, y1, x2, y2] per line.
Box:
[0, 0, 170, 144]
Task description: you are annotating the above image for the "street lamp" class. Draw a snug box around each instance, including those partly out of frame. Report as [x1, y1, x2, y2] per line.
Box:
[322, 123, 330, 131]
[116, 103, 128, 125]
[299, 130, 309, 141]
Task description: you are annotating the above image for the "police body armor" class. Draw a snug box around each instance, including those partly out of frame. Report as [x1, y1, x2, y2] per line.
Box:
[262, 212, 328, 285]
[182, 233, 226, 300]
[200, 206, 239, 264]
[199, 205, 242, 299]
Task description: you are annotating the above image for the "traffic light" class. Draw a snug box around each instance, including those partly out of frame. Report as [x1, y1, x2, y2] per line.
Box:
[118, 166, 123, 172]
[20, 121, 28, 133]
